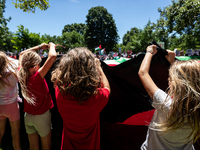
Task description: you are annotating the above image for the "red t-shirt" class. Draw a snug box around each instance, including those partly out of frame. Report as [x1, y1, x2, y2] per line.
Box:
[55, 87, 110, 150]
[24, 71, 54, 115]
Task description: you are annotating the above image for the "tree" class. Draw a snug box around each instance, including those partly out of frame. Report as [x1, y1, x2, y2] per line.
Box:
[112, 43, 125, 53]
[62, 31, 85, 51]
[158, 0, 200, 48]
[0, 0, 11, 51]
[40, 34, 52, 43]
[11, 25, 41, 51]
[41, 34, 61, 44]
[85, 6, 119, 52]
[150, 16, 170, 49]
[123, 21, 156, 53]
[122, 27, 140, 46]
[62, 23, 86, 35]
[4, 31, 15, 51]
[12, 0, 50, 13]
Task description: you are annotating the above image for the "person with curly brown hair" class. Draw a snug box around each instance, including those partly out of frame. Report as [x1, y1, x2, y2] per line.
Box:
[51, 47, 110, 150]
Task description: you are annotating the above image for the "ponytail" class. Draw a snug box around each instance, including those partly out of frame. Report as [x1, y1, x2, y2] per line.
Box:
[17, 67, 36, 105]
[17, 51, 41, 105]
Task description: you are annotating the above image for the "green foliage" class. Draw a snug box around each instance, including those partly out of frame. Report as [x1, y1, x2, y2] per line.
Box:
[123, 21, 156, 53]
[158, 0, 200, 49]
[121, 0, 200, 51]
[153, 17, 170, 49]
[112, 43, 125, 53]
[11, 25, 41, 51]
[0, 0, 12, 51]
[122, 27, 140, 46]
[62, 31, 85, 51]
[62, 23, 86, 35]
[40, 34, 61, 44]
[4, 31, 15, 51]
[5, 1, 200, 53]
[158, 0, 200, 34]
[168, 34, 197, 50]
[40, 34, 52, 43]
[85, 6, 119, 52]
[12, 0, 50, 13]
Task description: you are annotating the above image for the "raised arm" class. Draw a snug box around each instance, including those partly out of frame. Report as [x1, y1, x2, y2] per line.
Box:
[165, 49, 176, 64]
[38, 42, 57, 78]
[95, 58, 111, 93]
[138, 45, 159, 99]
[18, 43, 49, 66]
[138, 46, 176, 99]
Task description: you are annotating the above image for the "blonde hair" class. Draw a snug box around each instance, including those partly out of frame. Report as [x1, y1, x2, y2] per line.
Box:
[17, 51, 41, 105]
[0, 51, 17, 90]
[158, 60, 200, 143]
[51, 47, 101, 104]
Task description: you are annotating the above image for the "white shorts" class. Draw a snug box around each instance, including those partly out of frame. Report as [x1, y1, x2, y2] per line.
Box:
[24, 110, 51, 137]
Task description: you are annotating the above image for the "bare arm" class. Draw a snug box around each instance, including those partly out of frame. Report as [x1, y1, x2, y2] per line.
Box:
[138, 45, 159, 99]
[38, 42, 57, 78]
[18, 43, 49, 66]
[165, 50, 176, 64]
[95, 58, 111, 93]
[138, 46, 176, 99]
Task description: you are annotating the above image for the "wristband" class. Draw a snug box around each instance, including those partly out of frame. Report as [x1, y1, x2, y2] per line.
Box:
[147, 49, 154, 55]
[39, 45, 41, 49]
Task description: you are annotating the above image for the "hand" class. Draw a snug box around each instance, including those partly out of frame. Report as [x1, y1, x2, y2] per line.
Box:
[165, 50, 175, 64]
[48, 42, 55, 48]
[40, 43, 49, 50]
[146, 45, 157, 55]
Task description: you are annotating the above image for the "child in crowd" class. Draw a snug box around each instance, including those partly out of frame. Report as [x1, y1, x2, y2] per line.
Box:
[0, 51, 20, 150]
[138, 45, 200, 149]
[51, 47, 110, 150]
[17, 42, 57, 150]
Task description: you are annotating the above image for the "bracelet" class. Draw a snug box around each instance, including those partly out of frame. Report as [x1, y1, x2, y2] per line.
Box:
[147, 49, 154, 55]
[39, 45, 41, 49]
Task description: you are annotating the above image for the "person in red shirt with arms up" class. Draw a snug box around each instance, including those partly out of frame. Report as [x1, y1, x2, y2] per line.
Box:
[51, 47, 110, 150]
[17, 42, 57, 150]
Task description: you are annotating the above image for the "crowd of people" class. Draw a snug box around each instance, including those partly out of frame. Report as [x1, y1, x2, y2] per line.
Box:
[95, 51, 135, 61]
[1, 43, 200, 150]
[174, 48, 200, 56]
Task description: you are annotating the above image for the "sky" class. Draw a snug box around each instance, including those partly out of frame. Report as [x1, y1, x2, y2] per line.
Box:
[4, 0, 172, 44]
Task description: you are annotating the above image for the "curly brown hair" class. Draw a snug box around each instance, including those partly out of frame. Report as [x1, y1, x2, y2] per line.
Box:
[51, 47, 101, 104]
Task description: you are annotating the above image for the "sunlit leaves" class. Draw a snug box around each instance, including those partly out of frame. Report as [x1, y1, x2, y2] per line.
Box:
[12, 0, 50, 13]
[158, 0, 200, 34]
[11, 25, 41, 51]
[62, 23, 86, 35]
[62, 30, 85, 51]
[157, 0, 200, 48]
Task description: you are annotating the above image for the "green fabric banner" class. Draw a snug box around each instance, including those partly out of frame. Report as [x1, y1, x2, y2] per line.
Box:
[176, 56, 200, 61]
